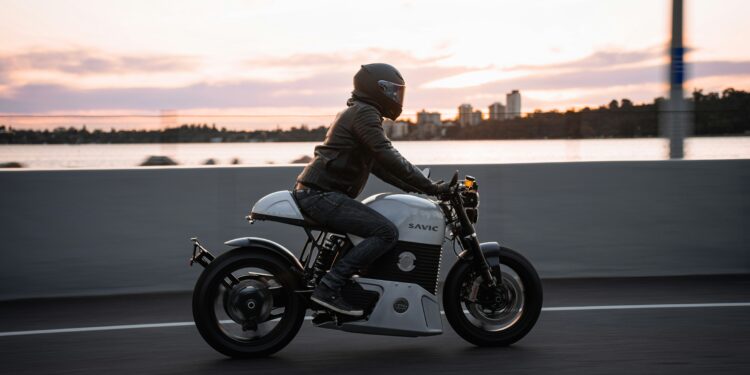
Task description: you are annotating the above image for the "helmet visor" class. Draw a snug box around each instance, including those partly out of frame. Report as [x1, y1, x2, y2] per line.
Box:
[377, 80, 406, 107]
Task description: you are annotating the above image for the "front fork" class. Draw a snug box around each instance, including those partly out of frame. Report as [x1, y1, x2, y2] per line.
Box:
[461, 233, 498, 287]
[450, 198, 499, 287]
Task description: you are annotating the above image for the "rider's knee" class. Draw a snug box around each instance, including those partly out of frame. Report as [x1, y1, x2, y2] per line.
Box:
[375, 221, 399, 248]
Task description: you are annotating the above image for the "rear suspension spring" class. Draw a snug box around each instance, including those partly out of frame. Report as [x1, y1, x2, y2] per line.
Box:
[312, 234, 346, 285]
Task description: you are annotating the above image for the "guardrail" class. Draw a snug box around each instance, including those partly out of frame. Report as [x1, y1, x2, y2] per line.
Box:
[1, 160, 748, 300]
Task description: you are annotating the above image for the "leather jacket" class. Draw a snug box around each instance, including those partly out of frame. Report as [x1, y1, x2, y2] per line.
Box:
[296, 98, 436, 198]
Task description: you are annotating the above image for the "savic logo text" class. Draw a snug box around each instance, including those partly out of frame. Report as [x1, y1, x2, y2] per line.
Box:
[408, 223, 439, 231]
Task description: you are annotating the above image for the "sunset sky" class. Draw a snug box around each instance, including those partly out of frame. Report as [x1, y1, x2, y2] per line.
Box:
[1, 0, 749, 129]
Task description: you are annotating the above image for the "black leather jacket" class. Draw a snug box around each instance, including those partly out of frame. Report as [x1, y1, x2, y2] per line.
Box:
[296, 98, 436, 198]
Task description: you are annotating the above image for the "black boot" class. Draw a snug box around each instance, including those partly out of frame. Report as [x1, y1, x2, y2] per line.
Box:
[310, 283, 363, 317]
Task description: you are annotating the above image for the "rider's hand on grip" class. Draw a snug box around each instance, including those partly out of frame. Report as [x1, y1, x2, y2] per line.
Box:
[432, 181, 452, 198]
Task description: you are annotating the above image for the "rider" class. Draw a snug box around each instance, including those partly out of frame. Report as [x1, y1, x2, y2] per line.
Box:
[294, 63, 448, 316]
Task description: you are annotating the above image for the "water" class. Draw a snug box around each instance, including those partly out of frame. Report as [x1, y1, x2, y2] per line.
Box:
[0, 137, 748, 169]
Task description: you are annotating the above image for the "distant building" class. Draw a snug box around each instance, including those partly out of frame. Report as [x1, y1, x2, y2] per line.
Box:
[417, 110, 441, 126]
[489, 102, 506, 120]
[392, 121, 409, 139]
[415, 110, 442, 139]
[382, 119, 394, 137]
[383, 119, 409, 139]
[440, 121, 456, 136]
[458, 104, 482, 126]
[458, 104, 472, 126]
[470, 110, 482, 125]
[506, 90, 522, 119]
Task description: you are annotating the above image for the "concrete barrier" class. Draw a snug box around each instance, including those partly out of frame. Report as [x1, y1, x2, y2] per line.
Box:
[1, 160, 748, 300]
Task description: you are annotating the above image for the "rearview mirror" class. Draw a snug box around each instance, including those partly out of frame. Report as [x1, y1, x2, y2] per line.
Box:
[421, 167, 431, 178]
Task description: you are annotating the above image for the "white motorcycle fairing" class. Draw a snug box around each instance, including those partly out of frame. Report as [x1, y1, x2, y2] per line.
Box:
[248, 190, 446, 336]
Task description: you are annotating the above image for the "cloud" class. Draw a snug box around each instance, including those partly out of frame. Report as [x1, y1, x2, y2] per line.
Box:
[0, 47, 481, 112]
[244, 48, 473, 86]
[1, 48, 748, 114]
[0, 48, 198, 77]
[246, 48, 451, 70]
[512, 47, 664, 71]
[691, 60, 750, 77]
[0, 79, 349, 112]
[404, 60, 750, 109]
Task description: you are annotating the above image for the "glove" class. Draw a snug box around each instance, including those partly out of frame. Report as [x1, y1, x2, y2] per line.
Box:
[431, 181, 452, 197]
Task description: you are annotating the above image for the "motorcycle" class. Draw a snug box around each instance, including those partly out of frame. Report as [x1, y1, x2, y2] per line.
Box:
[188, 170, 543, 358]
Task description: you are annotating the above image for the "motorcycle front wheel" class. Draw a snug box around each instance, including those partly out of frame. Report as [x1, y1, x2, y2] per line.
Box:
[443, 247, 543, 347]
[192, 248, 307, 358]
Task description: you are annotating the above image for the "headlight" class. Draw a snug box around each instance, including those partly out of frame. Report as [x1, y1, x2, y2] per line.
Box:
[461, 175, 479, 223]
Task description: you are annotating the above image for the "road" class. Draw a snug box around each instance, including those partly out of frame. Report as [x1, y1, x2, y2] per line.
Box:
[1, 275, 749, 374]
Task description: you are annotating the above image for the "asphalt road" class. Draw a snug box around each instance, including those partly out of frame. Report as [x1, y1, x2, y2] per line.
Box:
[1, 275, 749, 375]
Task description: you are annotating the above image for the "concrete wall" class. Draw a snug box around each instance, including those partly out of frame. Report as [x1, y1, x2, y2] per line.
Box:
[1, 160, 748, 300]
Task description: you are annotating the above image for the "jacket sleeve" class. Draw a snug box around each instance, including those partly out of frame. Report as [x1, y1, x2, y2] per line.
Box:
[352, 107, 436, 195]
[371, 162, 422, 193]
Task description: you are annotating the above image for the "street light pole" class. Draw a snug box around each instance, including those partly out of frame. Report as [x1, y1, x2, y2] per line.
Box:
[664, 0, 689, 159]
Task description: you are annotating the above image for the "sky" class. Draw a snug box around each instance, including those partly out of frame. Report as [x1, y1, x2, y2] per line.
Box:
[1, 0, 749, 130]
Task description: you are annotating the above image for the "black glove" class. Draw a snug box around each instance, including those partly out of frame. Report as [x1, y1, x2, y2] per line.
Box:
[431, 181, 452, 197]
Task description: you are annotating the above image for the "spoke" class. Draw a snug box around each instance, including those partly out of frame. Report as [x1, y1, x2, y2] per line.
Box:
[244, 322, 270, 340]
[266, 312, 284, 321]
[208, 264, 289, 342]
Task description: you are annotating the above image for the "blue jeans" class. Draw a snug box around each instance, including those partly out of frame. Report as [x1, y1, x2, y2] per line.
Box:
[294, 189, 398, 291]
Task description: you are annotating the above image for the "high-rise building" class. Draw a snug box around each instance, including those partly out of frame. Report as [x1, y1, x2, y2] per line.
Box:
[489, 102, 506, 120]
[415, 110, 442, 139]
[506, 90, 522, 119]
[470, 110, 482, 125]
[458, 104, 482, 126]
[458, 104, 473, 126]
[417, 110, 441, 126]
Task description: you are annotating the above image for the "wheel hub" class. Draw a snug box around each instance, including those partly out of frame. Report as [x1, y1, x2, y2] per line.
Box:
[224, 279, 273, 328]
[476, 283, 511, 311]
[464, 271, 525, 332]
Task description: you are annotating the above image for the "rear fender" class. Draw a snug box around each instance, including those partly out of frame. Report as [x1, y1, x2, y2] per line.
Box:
[224, 237, 304, 273]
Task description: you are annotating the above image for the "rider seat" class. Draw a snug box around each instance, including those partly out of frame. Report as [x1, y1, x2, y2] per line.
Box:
[249, 190, 325, 231]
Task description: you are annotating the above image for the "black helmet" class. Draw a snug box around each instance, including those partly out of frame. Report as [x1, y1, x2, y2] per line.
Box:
[352, 63, 406, 120]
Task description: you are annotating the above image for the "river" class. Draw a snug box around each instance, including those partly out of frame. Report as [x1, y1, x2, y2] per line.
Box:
[1, 137, 748, 169]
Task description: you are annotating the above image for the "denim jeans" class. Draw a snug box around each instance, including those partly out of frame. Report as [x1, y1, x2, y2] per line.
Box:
[294, 189, 398, 291]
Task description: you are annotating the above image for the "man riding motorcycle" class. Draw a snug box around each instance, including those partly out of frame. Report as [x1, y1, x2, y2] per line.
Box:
[294, 63, 449, 316]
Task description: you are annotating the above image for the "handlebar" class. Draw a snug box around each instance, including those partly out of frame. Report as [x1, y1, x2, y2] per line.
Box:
[448, 170, 459, 188]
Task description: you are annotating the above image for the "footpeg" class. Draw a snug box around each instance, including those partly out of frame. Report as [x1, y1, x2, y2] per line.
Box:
[311, 311, 337, 327]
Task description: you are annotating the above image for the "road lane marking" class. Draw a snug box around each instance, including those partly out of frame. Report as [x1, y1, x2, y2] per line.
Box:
[1, 302, 749, 337]
[542, 302, 750, 311]
[0, 322, 195, 337]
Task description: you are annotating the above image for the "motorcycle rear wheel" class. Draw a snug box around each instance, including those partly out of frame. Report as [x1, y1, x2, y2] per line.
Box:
[443, 247, 543, 347]
[192, 248, 307, 358]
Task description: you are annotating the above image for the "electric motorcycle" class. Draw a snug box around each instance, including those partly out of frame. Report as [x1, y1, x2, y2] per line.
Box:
[188, 170, 542, 358]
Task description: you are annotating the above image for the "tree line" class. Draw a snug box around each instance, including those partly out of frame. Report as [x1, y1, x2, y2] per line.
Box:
[0, 124, 328, 144]
[1, 88, 747, 144]
[445, 88, 749, 140]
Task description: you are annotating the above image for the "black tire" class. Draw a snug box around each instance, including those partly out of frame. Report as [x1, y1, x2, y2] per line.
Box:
[192, 248, 307, 358]
[443, 247, 543, 347]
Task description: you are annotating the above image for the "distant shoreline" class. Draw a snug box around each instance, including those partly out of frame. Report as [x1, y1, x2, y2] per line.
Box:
[1, 133, 749, 146]
[3, 138, 749, 169]
[2, 88, 748, 144]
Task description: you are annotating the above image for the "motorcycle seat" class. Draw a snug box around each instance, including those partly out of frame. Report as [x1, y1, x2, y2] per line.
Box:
[249, 211, 325, 231]
[249, 190, 333, 232]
